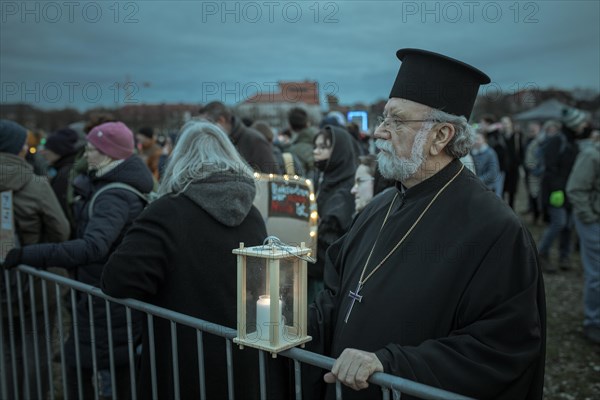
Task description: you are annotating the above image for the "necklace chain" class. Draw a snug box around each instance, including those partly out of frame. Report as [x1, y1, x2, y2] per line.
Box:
[357, 164, 465, 287]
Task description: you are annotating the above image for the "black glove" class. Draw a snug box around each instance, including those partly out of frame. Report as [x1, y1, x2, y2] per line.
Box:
[2, 248, 22, 269]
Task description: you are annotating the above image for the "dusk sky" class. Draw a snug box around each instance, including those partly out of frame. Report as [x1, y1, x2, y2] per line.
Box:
[1, 1, 599, 110]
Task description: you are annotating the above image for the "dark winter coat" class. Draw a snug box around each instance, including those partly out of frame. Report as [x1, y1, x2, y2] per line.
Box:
[312, 125, 358, 280]
[503, 131, 523, 194]
[19, 155, 154, 369]
[540, 129, 579, 209]
[47, 151, 80, 232]
[101, 171, 289, 399]
[486, 129, 508, 172]
[229, 116, 278, 173]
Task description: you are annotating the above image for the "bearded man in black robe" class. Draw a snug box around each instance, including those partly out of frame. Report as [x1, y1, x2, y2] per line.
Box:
[307, 49, 545, 400]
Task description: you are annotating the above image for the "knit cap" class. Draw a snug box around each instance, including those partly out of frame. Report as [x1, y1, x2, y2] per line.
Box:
[46, 128, 79, 156]
[87, 121, 134, 160]
[0, 119, 28, 155]
[562, 107, 587, 130]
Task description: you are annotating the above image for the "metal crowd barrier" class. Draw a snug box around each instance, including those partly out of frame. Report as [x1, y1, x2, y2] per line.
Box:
[1, 265, 474, 400]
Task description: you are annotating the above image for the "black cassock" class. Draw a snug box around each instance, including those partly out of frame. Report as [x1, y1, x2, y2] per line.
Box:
[307, 159, 545, 400]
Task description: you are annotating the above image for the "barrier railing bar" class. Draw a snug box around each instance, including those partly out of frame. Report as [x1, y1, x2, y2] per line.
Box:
[16, 271, 31, 399]
[196, 330, 206, 400]
[87, 293, 99, 400]
[293, 359, 302, 400]
[41, 280, 55, 400]
[105, 299, 117, 400]
[13, 265, 475, 400]
[170, 321, 180, 399]
[258, 349, 267, 400]
[3, 269, 19, 400]
[28, 275, 43, 400]
[126, 307, 137, 400]
[55, 283, 68, 400]
[226, 338, 235, 400]
[71, 288, 83, 400]
[147, 314, 158, 400]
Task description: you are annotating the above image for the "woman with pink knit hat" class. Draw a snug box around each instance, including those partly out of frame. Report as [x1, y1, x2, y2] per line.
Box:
[4, 121, 154, 399]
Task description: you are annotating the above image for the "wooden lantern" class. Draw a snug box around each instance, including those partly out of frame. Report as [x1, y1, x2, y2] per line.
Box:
[233, 239, 312, 354]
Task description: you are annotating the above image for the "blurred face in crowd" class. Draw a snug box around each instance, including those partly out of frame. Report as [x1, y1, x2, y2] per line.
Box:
[85, 142, 110, 169]
[374, 98, 434, 184]
[351, 164, 374, 212]
[501, 116, 513, 135]
[527, 122, 541, 138]
[473, 133, 486, 150]
[313, 134, 332, 163]
[136, 133, 153, 149]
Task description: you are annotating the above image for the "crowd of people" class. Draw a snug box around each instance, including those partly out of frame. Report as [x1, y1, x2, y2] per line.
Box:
[1, 48, 598, 399]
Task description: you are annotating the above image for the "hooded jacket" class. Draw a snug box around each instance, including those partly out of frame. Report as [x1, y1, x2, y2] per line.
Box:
[101, 171, 288, 399]
[0, 152, 70, 246]
[0, 152, 70, 317]
[312, 125, 358, 279]
[17, 154, 154, 369]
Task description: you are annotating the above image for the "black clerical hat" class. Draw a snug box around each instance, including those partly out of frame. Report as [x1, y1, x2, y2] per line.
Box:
[389, 48, 491, 120]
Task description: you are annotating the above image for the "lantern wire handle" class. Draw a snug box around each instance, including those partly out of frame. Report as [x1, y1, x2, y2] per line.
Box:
[263, 236, 316, 263]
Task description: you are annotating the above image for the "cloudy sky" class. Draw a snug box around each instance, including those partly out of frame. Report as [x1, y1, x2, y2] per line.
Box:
[1, 1, 598, 110]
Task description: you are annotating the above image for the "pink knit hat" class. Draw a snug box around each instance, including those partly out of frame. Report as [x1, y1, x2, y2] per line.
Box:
[87, 121, 134, 160]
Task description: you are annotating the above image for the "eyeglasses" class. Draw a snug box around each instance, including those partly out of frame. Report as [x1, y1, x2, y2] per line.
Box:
[354, 177, 374, 186]
[376, 116, 439, 132]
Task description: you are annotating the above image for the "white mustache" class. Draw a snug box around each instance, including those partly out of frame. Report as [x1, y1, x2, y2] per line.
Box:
[375, 139, 394, 154]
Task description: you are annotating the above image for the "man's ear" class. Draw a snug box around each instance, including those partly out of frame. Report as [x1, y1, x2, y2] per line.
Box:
[429, 123, 455, 156]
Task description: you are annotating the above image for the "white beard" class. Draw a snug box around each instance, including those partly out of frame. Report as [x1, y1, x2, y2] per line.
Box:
[376, 124, 431, 182]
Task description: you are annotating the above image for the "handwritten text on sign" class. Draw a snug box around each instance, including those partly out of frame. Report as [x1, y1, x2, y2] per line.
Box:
[269, 182, 310, 221]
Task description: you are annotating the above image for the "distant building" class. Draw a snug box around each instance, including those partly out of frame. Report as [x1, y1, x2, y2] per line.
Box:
[113, 103, 200, 133]
[235, 81, 322, 131]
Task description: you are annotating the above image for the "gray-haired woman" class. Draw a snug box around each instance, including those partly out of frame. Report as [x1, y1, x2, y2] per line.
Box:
[101, 120, 288, 399]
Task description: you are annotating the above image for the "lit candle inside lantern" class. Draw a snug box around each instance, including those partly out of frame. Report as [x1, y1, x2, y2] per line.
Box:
[256, 295, 285, 341]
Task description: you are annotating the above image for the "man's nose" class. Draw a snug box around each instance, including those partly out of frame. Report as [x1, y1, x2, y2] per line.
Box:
[373, 125, 390, 140]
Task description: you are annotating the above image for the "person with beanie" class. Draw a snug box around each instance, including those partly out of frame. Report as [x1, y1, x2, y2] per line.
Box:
[4, 121, 154, 399]
[1, 119, 71, 400]
[135, 126, 162, 181]
[41, 128, 84, 229]
[538, 107, 586, 272]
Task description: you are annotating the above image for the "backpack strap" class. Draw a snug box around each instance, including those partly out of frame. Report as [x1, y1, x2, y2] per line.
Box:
[282, 152, 295, 175]
[88, 182, 148, 219]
